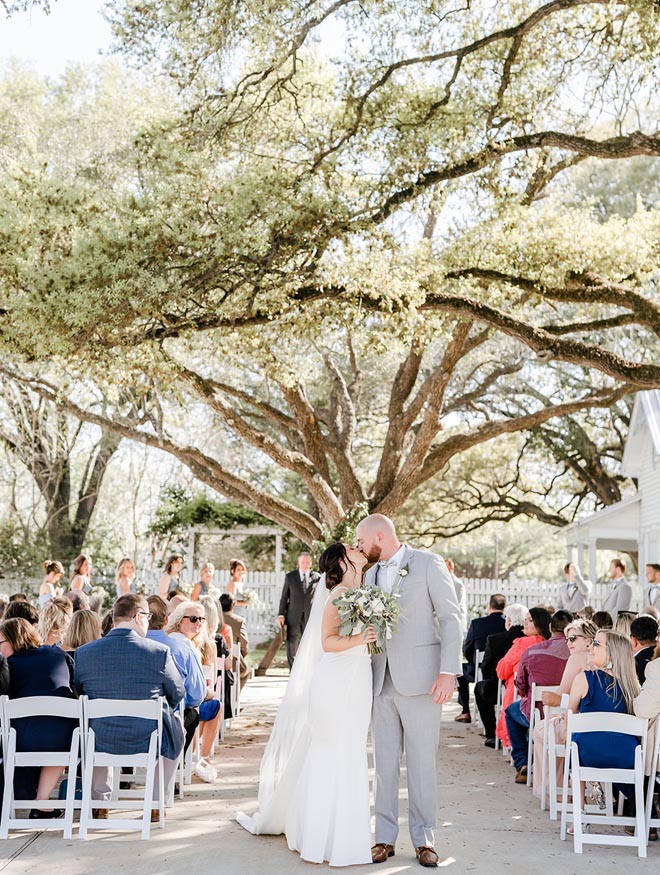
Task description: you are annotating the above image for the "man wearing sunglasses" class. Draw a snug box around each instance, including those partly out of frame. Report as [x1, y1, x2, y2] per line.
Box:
[74, 594, 185, 816]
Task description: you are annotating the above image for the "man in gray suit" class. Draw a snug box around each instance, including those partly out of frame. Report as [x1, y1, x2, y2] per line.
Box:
[356, 514, 464, 868]
[601, 558, 632, 618]
[555, 562, 592, 613]
[642, 563, 660, 613]
[74, 593, 185, 813]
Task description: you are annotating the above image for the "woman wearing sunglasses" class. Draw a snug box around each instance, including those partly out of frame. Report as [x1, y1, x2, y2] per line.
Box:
[166, 601, 221, 782]
[532, 618, 596, 799]
[567, 629, 640, 829]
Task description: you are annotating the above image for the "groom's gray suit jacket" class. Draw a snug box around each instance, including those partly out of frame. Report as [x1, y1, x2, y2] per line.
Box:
[367, 546, 465, 696]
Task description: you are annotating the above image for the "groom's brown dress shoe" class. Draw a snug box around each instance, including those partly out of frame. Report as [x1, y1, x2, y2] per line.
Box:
[371, 843, 395, 863]
[416, 846, 440, 867]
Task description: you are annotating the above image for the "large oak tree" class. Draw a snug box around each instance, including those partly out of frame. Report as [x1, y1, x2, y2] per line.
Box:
[0, 0, 658, 544]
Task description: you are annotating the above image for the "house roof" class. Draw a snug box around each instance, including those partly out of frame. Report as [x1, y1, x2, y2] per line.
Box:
[563, 492, 641, 550]
[622, 389, 660, 477]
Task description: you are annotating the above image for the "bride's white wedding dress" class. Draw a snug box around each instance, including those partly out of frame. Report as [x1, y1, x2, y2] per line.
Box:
[237, 583, 372, 867]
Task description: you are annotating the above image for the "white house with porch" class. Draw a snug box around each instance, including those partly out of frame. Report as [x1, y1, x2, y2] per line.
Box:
[563, 390, 660, 591]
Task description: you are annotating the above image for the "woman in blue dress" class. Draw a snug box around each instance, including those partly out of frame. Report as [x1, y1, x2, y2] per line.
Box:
[0, 618, 77, 816]
[568, 628, 641, 822]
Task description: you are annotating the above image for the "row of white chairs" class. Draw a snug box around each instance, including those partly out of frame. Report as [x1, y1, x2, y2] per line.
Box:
[0, 694, 165, 841]
[526, 683, 660, 858]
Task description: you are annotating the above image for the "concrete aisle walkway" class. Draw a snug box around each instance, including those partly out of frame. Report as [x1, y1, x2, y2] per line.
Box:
[0, 677, 654, 874]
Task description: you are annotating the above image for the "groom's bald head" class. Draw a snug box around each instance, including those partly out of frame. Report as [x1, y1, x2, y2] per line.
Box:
[355, 514, 400, 562]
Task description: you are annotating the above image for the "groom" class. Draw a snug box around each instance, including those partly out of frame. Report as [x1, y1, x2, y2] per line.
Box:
[356, 514, 464, 868]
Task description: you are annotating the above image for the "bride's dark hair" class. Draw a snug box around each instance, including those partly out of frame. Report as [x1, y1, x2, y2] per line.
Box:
[319, 543, 354, 590]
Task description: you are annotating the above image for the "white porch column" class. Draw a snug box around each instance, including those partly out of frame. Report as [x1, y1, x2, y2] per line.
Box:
[589, 540, 597, 588]
[186, 528, 196, 584]
[275, 533, 283, 579]
[577, 542, 585, 570]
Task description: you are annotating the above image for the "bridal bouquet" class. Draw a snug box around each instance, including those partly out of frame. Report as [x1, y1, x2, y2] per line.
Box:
[333, 585, 402, 655]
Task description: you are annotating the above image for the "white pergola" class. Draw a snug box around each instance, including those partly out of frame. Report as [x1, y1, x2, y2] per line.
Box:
[184, 525, 285, 580]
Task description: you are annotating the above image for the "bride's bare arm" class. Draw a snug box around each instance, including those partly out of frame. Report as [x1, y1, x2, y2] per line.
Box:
[321, 592, 377, 653]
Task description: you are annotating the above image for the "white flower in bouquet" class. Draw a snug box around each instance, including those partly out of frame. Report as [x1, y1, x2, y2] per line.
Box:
[332, 584, 402, 655]
[242, 588, 262, 607]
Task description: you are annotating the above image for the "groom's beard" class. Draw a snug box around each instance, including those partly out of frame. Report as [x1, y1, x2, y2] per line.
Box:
[365, 546, 382, 563]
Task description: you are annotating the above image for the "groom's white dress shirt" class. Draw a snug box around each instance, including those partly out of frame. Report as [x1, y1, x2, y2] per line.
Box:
[376, 544, 407, 594]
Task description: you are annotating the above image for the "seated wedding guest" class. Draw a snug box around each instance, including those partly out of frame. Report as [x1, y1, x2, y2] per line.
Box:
[74, 594, 184, 818]
[568, 629, 640, 826]
[146, 595, 205, 755]
[577, 606, 595, 620]
[9, 593, 28, 602]
[217, 593, 235, 652]
[219, 592, 249, 689]
[196, 597, 224, 774]
[615, 610, 638, 636]
[167, 593, 188, 615]
[631, 615, 658, 684]
[159, 554, 184, 598]
[115, 557, 136, 597]
[166, 600, 220, 783]
[62, 609, 102, 656]
[592, 610, 614, 629]
[39, 560, 65, 609]
[191, 562, 215, 601]
[211, 601, 234, 720]
[506, 610, 572, 783]
[475, 602, 526, 747]
[37, 597, 73, 646]
[456, 593, 506, 724]
[100, 610, 114, 637]
[69, 554, 92, 593]
[532, 617, 597, 797]
[65, 590, 90, 612]
[496, 607, 550, 749]
[4, 600, 40, 625]
[0, 617, 77, 816]
[0, 595, 8, 620]
[556, 562, 592, 613]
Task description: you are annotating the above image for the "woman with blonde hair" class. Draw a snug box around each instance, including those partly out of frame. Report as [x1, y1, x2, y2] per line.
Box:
[69, 554, 92, 593]
[39, 560, 65, 609]
[192, 562, 215, 601]
[62, 609, 102, 654]
[532, 617, 597, 798]
[37, 597, 73, 646]
[115, 557, 136, 598]
[166, 600, 221, 782]
[567, 629, 641, 828]
[159, 554, 184, 598]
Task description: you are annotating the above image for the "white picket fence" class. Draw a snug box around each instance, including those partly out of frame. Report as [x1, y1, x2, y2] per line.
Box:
[1, 571, 643, 647]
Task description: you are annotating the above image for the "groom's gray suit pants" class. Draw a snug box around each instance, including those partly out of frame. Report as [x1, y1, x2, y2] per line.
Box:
[372, 665, 443, 848]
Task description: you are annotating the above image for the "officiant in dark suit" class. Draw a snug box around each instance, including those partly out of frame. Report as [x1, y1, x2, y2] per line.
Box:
[277, 553, 319, 669]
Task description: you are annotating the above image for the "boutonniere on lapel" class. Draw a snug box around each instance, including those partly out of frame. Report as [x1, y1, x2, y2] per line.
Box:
[398, 565, 409, 581]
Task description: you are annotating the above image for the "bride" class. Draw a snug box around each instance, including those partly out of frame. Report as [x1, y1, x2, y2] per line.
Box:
[236, 542, 376, 866]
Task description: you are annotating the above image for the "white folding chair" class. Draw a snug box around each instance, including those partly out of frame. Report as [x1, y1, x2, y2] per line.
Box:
[526, 684, 560, 787]
[217, 655, 226, 742]
[79, 696, 165, 840]
[495, 679, 503, 752]
[473, 650, 484, 729]
[230, 643, 242, 720]
[540, 693, 569, 817]
[560, 711, 648, 857]
[0, 695, 83, 840]
[644, 716, 660, 835]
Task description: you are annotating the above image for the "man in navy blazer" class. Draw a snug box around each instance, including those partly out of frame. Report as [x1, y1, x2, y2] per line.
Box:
[74, 593, 185, 806]
[456, 593, 506, 722]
